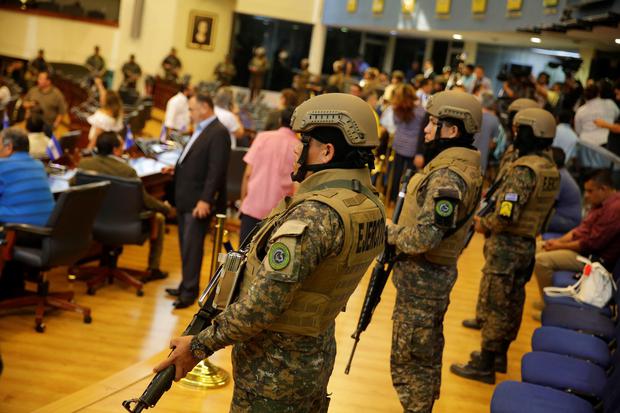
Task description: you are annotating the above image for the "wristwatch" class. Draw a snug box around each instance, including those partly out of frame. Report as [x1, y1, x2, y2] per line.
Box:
[189, 336, 212, 361]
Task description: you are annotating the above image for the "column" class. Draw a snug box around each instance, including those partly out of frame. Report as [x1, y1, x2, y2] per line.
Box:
[308, 0, 326, 75]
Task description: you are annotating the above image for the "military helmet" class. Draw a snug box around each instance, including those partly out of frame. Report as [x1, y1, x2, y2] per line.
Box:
[425, 90, 482, 134]
[513, 108, 556, 139]
[507, 98, 538, 113]
[290, 93, 379, 147]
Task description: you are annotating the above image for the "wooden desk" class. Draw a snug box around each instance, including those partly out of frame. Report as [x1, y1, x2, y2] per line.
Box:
[48, 150, 181, 198]
[152, 77, 179, 110]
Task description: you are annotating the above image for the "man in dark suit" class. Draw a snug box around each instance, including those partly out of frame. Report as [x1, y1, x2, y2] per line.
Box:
[76, 132, 171, 281]
[163, 92, 231, 309]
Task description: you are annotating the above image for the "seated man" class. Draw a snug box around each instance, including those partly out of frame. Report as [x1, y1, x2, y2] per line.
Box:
[77, 132, 171, 281]
[535, 170, 620, 301]
[0, 127, 54, 226]
[546, 147, 581, 234]
[0, 127, 55, 298]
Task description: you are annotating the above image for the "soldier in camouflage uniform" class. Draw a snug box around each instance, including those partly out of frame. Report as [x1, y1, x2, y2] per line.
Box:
[387, 91, 484, 413]
[450, 108, 560, 384]
[154, 93, 385, 412]
[462, 97, 539, 331]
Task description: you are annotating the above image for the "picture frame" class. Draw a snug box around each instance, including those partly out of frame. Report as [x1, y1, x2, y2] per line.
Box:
[436, 0, 451, 15]
[472, 0, 487, 14]
[402, 0, 416, 14]
[507, 0, 523, 12]
[372, 0, 385, 14]
[187, 10, 217, 51]
[543, 0, 559, 6]
[347, 0, 358, 13]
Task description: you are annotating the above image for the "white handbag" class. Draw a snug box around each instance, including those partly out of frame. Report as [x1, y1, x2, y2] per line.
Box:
[543, 256, 616, 308]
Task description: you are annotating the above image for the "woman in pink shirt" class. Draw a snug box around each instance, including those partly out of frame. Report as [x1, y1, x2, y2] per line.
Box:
[239, 107, 299, 241]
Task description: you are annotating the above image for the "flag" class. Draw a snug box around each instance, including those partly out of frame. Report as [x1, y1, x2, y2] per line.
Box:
[159, 125, 167, 143]
[124, 125, 134, 150]
[2, 111, 8, 129]
[46, 133, 62, 161]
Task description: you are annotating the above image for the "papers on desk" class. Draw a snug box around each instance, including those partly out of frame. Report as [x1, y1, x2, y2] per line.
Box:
[129, 157, 169, 177]
[48, 169, 76, 193]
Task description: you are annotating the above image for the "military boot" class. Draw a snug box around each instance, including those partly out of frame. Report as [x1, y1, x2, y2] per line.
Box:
[450, 349, 496, 384]
[469, 350, 507, 373]
[461, 318, 482, 330]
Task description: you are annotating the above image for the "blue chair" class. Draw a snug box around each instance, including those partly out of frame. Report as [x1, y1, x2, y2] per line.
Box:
[491, 381, 594, 413]
[542, 232, 564, 241]
[520, 352, 607, 400]
[541, 304, 616, 341]
[543, 294, 613, 316]
[531, 326, 612, 369]
[551, 270, 579, 288]
[491, 352, 620, 413]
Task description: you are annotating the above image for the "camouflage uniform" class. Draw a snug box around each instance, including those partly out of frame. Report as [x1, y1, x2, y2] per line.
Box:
[388, 161, 480, 413]
[476, 161, 542, 352]
[192, 164, 384, 412]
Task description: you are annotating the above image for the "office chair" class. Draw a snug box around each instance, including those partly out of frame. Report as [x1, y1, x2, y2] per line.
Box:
[72, 171, 158, 296]
[0, 181, 110, 332]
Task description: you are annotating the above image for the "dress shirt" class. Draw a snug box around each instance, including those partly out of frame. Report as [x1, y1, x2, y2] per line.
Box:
[164, 92, 190, 131]
[178, 115, 216, 164]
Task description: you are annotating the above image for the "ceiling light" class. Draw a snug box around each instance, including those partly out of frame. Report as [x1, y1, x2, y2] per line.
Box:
[452, 34, 463, 40]
[530, 37, 542, 43]
[616, 38, 620, 44]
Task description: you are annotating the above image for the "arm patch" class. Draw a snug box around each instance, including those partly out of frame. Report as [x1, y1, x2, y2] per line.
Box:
[433, 187, 460, 229]
[498, 193, 518, 220]
[264, 219, 308, 283]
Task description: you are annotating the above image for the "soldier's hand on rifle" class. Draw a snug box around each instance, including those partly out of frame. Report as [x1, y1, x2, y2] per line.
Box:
[153, 336, 200, 381]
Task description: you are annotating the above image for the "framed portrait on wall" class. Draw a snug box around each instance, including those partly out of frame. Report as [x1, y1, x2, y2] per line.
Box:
[187, 10, 217, 51]
[506, 0, 523, 12]
[347, 0, 358, 13]
[372, 0, 385, 14]
[472, 0, 487, 14]
[436, 0, 451, 15]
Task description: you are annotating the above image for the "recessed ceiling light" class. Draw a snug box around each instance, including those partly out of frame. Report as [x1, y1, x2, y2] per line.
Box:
[615, 38, 620, 44]
[452, 34, 463, 40]
[530, 37, 541, 43]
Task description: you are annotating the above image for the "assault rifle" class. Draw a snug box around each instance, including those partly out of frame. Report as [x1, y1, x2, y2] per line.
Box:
[344, 168, 414, 375]
[122, 226, 258, 413]
[462, 173, 506, 250]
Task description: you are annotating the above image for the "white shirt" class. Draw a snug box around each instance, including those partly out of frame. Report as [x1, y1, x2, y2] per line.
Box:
[214, 105, 241, 149]
[164, 92, 190, 131]
[178, 115, 217, 164]
[0, 85, 10, 108]
[574, 97, 619, 145]
[87, 109, 123, 144]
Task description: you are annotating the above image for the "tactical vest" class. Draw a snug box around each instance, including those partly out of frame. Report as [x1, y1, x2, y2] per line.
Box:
[399, 147, 483, 266]
[241, 168, 386, 337]
[503, 151, 560, 238]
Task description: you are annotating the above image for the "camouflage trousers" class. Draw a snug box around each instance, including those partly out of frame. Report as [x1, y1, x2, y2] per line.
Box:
[229, 325, 336, 412]
[477, 234, 536, 353]
[391, 257, 457, 413]
[230, 386, 329, 413]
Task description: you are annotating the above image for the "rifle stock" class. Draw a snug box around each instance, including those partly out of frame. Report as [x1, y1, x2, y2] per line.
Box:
[122, 225, 260, 413]
[345, 168, 414, 375]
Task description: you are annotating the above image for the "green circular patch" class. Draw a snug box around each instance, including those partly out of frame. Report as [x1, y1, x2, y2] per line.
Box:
[435, 200, 454, 217]
[268, 242, 290, 270]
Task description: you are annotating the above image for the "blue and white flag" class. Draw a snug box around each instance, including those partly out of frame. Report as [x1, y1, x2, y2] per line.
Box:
[2, 111, 9, 129]
[159, 125, 167, 143]
[46, 133, 62, 161]
[124, 125, 135, 150]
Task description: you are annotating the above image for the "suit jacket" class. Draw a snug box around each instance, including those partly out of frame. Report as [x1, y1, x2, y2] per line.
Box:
[77, 155, 170, 215]
[174, 118, 231, 213]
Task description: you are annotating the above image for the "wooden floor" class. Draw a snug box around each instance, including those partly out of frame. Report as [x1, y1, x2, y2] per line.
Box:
[0, 224, 544, 412]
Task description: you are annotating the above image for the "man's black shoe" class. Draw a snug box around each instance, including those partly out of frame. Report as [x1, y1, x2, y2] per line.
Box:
[165, 288, 180, 297]
[144, 269, 169, 283]
[470, 350, 507, 373]
[172, 298, 195, 309]
[450, 360, 495, 384]
[462, 318, 482, 330]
